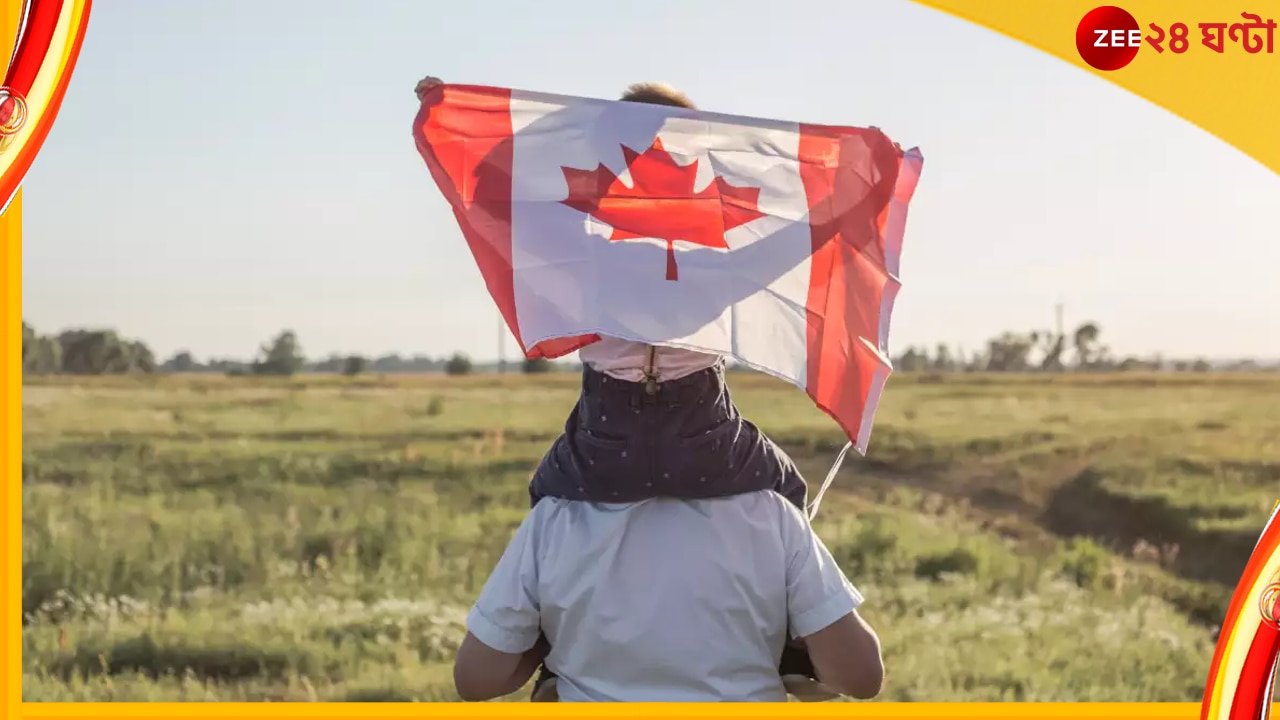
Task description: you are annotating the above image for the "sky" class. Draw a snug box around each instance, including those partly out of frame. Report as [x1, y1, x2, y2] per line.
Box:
[19, 0, 1280, 363]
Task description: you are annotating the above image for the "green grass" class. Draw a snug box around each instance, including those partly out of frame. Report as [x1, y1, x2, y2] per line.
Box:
[20, 371, 1280, 702]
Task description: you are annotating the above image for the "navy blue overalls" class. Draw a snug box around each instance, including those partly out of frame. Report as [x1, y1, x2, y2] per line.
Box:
[529, 361, 807, 507]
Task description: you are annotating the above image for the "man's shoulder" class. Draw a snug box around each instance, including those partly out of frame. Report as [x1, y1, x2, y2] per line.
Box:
[525, 492, 800, 523]
[724, 489, 808, 521]
[649, 492, 809, 533]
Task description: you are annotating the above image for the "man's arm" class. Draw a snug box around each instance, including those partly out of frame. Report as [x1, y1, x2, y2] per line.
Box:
[454, 633, 549, 701]
[453, 511, 545, 701]
[781, 501, 885, 699]
[797, 610, 884, 699]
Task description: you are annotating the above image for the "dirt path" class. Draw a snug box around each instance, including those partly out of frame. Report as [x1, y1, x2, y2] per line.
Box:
[796, 450, 1254, 594]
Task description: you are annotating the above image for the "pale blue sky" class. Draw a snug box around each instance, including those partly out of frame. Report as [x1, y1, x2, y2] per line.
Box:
[20, 0, 1280, 362]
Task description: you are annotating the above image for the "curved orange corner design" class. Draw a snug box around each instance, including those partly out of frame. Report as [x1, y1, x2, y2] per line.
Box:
[1200, 502, 1280, 720]
[902, 3, 1280, 715]
[907, 0, 1280, 177]
[0, 0, 1276, 718]
[0, 0, 92, 216]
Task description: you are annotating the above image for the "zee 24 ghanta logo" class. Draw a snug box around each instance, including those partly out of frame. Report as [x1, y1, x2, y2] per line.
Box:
[1076, 5, 1276, 70]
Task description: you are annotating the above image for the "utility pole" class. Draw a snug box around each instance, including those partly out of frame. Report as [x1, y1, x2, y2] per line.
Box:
[1055, 301, 1064, 338]
[497, 314, 507, 374]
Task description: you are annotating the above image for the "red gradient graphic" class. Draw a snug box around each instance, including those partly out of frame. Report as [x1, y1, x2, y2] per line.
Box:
[1202, 503, 1280, 720]
[0, 87, 26, 135]
[0, 0, 93, 213]
[1076, 6, 1142, 71]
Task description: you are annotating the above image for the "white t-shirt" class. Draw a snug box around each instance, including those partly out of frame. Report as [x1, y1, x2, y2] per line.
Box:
[465, 491, 864, 702]
[578, 336, 721, 383]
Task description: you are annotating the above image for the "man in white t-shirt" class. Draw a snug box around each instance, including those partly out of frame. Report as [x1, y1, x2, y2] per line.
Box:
[451, 490, 883, 702]
[414, 75, 880, 700]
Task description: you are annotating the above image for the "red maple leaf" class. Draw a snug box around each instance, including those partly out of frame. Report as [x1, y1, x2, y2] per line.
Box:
[560, 138, 766, 281]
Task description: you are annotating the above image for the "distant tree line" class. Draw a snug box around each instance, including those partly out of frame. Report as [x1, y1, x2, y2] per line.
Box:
[888, 321, 1241, 374]
[20, 321, 570, 378]
[20, 319, 1268, 379]
[22, 323, 157, 376]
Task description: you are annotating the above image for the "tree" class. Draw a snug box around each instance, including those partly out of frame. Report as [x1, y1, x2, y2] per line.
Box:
[444, 352, 473, 376]
[895, 347, 929, 372]
[56, 329, 155, 375]
[931, 343, 956, 372]
[163, 351, 197, 373]
[342, 355, 367, 376]
[1038, 332, 1066, 372]
[22, 322, 62, 375]
[207, 358, 249, 375]
[253, 330, 305, 376]
[985, 332, 1035, 372]
[129, 343, 158, 374]
[308, 354, 346, 373]
[1117, 357, 1143, 372]
[26, 338, 62, 375]
[1072, 323, 1101, 369]
[522, 357, 553, 374]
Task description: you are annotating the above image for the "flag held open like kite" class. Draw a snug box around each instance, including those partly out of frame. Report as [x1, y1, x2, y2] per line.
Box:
[412, 82, 923, 510]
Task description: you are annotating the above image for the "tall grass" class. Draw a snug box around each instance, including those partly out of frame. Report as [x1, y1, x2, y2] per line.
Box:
[21, 372, 1280, 701]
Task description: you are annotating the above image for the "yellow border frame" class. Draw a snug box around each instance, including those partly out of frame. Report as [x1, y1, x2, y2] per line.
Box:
[5, 0, 1280, 717]
[3, 188, 19, 719]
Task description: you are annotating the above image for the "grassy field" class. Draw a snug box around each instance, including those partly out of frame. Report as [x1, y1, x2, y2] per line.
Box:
[19, 371, 1280, 702]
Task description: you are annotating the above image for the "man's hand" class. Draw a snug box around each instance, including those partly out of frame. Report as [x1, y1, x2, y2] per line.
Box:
[415, 76, 444, 103]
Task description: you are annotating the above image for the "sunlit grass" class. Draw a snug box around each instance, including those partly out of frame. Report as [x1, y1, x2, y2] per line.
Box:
[20, 371, 1280, 701]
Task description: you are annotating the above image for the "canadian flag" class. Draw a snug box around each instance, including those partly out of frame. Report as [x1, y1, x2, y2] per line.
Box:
[413, 84, 923, 454]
